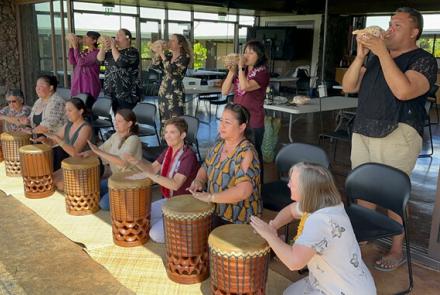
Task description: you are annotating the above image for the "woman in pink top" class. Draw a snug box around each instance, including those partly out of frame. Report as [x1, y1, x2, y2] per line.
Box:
[222, 40, 270, 179]
[68, 31, 101, 99]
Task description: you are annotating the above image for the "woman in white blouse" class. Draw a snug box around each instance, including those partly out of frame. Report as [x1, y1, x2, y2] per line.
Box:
[251, 162, 376, 295]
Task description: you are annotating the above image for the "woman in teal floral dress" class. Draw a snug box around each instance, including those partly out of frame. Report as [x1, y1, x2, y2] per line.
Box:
[151, 34, 192, 125]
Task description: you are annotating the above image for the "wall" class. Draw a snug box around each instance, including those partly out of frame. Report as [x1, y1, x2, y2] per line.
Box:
[0, 0, 20, 100]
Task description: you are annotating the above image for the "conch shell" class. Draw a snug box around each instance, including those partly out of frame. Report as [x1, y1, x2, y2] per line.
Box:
[223, 53, 240, 68]
[352, 26, 385, 37]
[151, 40, 167, 52]
[291, 95, 311, 105]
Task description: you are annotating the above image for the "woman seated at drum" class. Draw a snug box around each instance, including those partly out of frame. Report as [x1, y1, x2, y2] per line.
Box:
[0, 89, 31, 132]
[19, 75, 67, 170]
[21, 75, 66, 135]
[188, 103, 261, 225]
[33, 98, 92, 191]
[250, 163, 376, 295]
[81, 109, 142, 210]
[123, 117, 200, 243]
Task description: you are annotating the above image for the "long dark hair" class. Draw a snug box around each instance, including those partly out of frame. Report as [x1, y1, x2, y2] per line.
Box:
[37, 74, 58, 92]
[173, 34, 193, 64]
[67, 97, 88, 119]
[116, 109, 139, 149]
[223, 103, 252, 140]
[120, 28, 132, 44]
[243, 40, 268, 68]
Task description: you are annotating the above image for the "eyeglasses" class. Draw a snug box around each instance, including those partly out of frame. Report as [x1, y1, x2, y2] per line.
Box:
[7, 100, 17, 104]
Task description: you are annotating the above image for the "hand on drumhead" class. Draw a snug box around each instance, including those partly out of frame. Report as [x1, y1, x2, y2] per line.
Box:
[87, 140, 99, 153]
[250, 216, 278, 241]
[188, 179, 204, 193]
[190, 191, 212, 203]
[79, 150, 93, 158]
[30, 136, 47, 144]
[122, 153, 137, 164]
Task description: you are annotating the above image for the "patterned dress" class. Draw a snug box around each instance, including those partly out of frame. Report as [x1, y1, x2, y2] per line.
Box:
[202, 139, 262, 223]
[151, 53, 190, 125]
[103, 47, 141, 110]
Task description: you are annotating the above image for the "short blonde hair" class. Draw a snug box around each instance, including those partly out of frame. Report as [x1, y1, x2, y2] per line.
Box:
[290, 162, 341, 213]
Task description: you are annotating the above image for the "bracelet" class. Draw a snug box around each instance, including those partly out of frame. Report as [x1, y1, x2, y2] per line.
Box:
[209, 193, 216, 203]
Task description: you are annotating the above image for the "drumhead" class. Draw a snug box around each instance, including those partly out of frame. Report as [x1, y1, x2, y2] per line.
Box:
[108, 172, 152, 189]
[162, 194, 215, 219]
[208, 224, 270, 256]
[19, 144, 52, 154]
[62, 156, 99, 169]
[1, 131, 31, 141]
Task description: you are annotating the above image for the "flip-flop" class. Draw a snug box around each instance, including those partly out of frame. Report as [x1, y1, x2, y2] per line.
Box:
[374, 255, 406, 272]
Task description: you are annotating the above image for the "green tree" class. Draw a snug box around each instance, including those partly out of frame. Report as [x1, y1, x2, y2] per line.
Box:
[193, 42, 207, 70]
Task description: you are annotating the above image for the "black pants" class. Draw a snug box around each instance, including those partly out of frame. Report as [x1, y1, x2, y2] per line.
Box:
[250, 127, 265, 183]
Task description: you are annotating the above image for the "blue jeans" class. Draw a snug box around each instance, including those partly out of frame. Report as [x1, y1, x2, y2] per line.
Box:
[100, 179, 110, 210]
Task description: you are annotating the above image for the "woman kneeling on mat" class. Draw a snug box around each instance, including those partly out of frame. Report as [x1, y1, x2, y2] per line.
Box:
[123, 117, 199, 243]
[250, 162, 376, 295]
[81, 109, 142, 210]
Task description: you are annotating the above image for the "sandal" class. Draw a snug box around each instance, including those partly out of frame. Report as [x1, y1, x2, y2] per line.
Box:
[374, 255, 406, 272]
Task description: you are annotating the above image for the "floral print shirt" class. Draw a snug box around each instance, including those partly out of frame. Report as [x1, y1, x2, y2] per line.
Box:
[103, 47, 141, 104]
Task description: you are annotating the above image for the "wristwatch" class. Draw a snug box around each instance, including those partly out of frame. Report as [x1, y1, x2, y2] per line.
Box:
[241, 67, 245, 72]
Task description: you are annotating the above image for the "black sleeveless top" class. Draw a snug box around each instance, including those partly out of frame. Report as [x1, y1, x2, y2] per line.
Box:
[353, 48, 437, 137]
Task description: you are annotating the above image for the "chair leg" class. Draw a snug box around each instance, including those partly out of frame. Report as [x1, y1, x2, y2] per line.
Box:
[395, 224, 413, 295]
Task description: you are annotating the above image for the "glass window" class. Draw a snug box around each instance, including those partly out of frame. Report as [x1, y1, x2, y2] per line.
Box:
[365, 16, 389, 30]
[194, 12, 237, 22]
[194, 21, 235, 69]
[140, 21, 161, 68]
[419, 35, 440, 58]
[36, 13, 53, 74]
[239, 27, 249, 52]
[74, 13, 136, 40]
[168, 22, 191, 39]
[168, 10, 191, 21]
[140, 7, 165, 19]
[73, 2, 137, 14]
[239, 15, 255, 26]
[35, 2, 50, 12]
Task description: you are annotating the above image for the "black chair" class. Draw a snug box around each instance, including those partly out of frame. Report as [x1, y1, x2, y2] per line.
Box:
[319, 111, 355, 162]
[262, 143, 330, 241]
[181, 115, 202, 162]
[345, 163, 413, 295]
[295, 77, 310, 95]
[133, 102, 160, 146]
[208, 94, 233, 121]
[142, 115, 202, 163]
[419, 100, 434, 158]
[91, 97, 114, 141]
[195, 92, 221, 122]
[143, 68, 161, 97]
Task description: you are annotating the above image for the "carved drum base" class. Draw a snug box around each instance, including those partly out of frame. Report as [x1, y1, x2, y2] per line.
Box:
[5, 159, 21, 177]
[166, 252, 209, 284]
[112, 217, 150, 247]
[66, 192, 100, 216]
[23, 175, 55, 199]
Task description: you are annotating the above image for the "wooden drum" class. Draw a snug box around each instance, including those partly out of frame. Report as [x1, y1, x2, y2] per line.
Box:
[162, 195, 215, 284]
[108, 172, 152, 247]
[1, 132, 31, 176]
[62, 156, 100, 215]
[209, 224, 271, 295]
[19, 144, 54, 199]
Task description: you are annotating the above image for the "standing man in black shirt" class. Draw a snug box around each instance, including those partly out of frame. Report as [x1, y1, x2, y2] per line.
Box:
[343, 7, 437, 272]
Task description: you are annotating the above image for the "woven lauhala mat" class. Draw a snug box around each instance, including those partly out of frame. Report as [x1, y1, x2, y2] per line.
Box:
[0, 162, 114, 250]
[86, 242, 292, 295]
